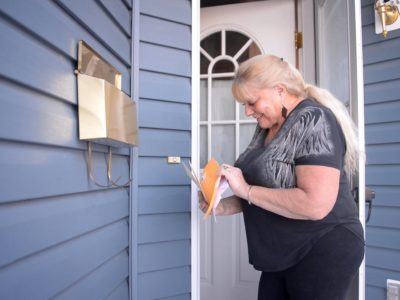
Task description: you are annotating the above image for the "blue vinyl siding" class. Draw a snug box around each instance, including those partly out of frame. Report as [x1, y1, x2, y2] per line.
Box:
[135, 0, 192, 299]
[362, 0, 400, 299]
[0, 1, 132, 299]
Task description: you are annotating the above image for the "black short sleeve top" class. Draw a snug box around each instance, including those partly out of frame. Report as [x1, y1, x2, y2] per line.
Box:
[234, 98, 364, 271]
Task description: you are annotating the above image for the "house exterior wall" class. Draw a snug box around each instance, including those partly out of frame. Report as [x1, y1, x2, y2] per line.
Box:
[0, 0, 132, 299]
[133, 1, 193, 299]
[361, 0, 400, 299]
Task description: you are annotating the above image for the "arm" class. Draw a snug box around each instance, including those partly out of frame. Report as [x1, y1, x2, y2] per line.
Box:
[221, 164, 340, 220]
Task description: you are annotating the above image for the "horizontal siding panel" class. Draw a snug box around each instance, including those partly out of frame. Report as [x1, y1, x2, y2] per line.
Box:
[0, 141, 130, 202]
[140, 42, 191, 77]
[364, 79, 400, 104]
[0, 220, 128, 300]
[366, 227, 400, 250]
[365, 186, 400, 207]
[140, 0, 191, 25]
[138, 240, 190, 273]
[365, 101, 400, 124]
[55, 250, 129, 300]
[138, 213, 190, 244]
[138, 157, 190, 186]
[366, 165, 400, 186]
[138, 266, 191, 300]
[106, 280, 129, 300]
[55, 0, 130, 65]
[138, 186, 191, 214]
[0, 17, 75, 103]
[363, 57, 400, 84]
[365, 285, 385, 300]
[366, 206, 400, 229]
[362, 24, 400, 46]
[162, 294, 191, 300]
[361, 0, 374, 7]
[0, 79, 126, 155]
[139, 128, 191, 157]
[365, 122, 400, 144]
[99, 0, 131, 37]
[0, 0, 130, 93]
[361, 4, 374, 26]
[139, 99, 191, 130]
[0, 189, 128, 267]
[139, 70, 191, 103]
[366, 247, 400, 271]
[363, 38, 400, 65]
[366, 266, 400, 289]
[122, 0, 132, 9]
[366, 143, 400, 165]
[140, 15, 191, 50]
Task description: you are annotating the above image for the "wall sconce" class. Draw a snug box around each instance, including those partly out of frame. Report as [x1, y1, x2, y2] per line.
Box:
[375, 0, 400, 38]
[75, 41, 138, 187]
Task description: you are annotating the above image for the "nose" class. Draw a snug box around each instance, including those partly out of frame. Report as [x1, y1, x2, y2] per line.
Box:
[244, 104, 254, 116]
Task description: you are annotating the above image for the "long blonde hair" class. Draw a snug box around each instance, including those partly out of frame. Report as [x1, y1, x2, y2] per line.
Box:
[232, 54, 362, 175]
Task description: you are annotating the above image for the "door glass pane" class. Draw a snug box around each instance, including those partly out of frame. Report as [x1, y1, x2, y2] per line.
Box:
[200, 32, 221, 58]
[212, 78, 235, 121]
[226, 31, 250, 57]
[200, 125, 208, 167]
[212, 60, 235, 73]
[239, 124, 257, 154]
[237, 42, 261, 63]
[212, 125, 235, 165]
[316, 0, 349, 105]
[200, 79, 207, 121]
[201, 52, 210, 75]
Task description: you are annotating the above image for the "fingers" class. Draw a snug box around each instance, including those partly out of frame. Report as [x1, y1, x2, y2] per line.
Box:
[220, 164, 233, 176]
[198, 191, 208, 213]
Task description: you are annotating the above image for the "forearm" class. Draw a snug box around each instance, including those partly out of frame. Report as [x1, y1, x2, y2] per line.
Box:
[219, 195, 243, 216]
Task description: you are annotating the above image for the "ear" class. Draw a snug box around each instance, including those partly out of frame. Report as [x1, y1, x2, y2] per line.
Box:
[274, 84, 286, 96]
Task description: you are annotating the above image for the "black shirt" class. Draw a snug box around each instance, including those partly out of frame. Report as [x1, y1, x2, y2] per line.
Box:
[234, 98, 364, 272]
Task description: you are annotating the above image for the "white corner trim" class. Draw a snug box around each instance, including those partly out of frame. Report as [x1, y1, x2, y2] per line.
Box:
[353, 0, 366, 299]
[191, 1, 201, 300]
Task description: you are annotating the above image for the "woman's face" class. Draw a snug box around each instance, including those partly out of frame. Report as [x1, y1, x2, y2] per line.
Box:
[243, 86, 282, 129]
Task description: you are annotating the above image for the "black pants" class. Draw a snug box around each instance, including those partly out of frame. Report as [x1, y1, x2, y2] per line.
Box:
[258, 226, 364, 300]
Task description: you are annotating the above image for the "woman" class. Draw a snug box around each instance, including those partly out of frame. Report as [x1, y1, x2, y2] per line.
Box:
[199, 55, 364, 300]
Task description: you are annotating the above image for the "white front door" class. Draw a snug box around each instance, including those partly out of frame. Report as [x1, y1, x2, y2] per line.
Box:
[200, 2, 296, 299]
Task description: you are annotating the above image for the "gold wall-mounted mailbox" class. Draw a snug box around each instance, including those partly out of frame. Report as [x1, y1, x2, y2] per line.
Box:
[76, 41, 137, 187]
[78, 73, 138, 147]
[77, 41, 138, 147]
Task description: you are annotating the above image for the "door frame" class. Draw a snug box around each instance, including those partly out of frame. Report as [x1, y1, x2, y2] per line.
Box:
[191, 1, 366, 299]
[191, 1, 201, 300]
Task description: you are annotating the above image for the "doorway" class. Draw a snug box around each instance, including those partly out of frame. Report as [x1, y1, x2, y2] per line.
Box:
[200, 1, 296, 299]
[197, 0, 365, 299]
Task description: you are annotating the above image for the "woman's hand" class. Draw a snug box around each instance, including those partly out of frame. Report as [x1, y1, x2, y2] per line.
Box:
[198, 191, 225, 215]
[220, 164, 250, 200]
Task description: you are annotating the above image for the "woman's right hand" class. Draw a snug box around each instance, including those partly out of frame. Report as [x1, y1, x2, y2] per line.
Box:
[198, 191, 225, 216]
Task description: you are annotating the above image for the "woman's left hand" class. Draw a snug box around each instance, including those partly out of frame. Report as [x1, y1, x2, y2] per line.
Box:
[220, 164, 249, 200]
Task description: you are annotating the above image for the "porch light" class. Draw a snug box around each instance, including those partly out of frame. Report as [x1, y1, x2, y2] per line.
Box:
[375, 0, 400, 38]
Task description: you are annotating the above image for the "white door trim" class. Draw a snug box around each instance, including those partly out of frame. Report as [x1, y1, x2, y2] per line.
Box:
[351, 1, 366, 299]
[191, 1, 201, 300]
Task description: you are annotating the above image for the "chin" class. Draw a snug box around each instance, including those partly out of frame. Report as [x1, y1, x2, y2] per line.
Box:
[257, 120, 270, 129]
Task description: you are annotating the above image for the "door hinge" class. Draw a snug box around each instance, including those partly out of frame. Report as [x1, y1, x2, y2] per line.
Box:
[295, 32, 303, 49]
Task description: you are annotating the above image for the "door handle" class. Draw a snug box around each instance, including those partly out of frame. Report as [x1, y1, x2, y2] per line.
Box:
[352, 186, 375, 223]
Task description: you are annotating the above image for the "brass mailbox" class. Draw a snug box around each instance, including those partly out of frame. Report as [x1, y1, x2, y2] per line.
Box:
[76, 41, 138, 187]
[78, 73, 138, 147]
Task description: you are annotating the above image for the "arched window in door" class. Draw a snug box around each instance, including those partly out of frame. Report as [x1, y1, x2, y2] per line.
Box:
[200, 29, 262, 167]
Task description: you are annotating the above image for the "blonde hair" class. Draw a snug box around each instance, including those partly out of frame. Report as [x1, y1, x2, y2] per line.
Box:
[232, 54, 362, 175]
